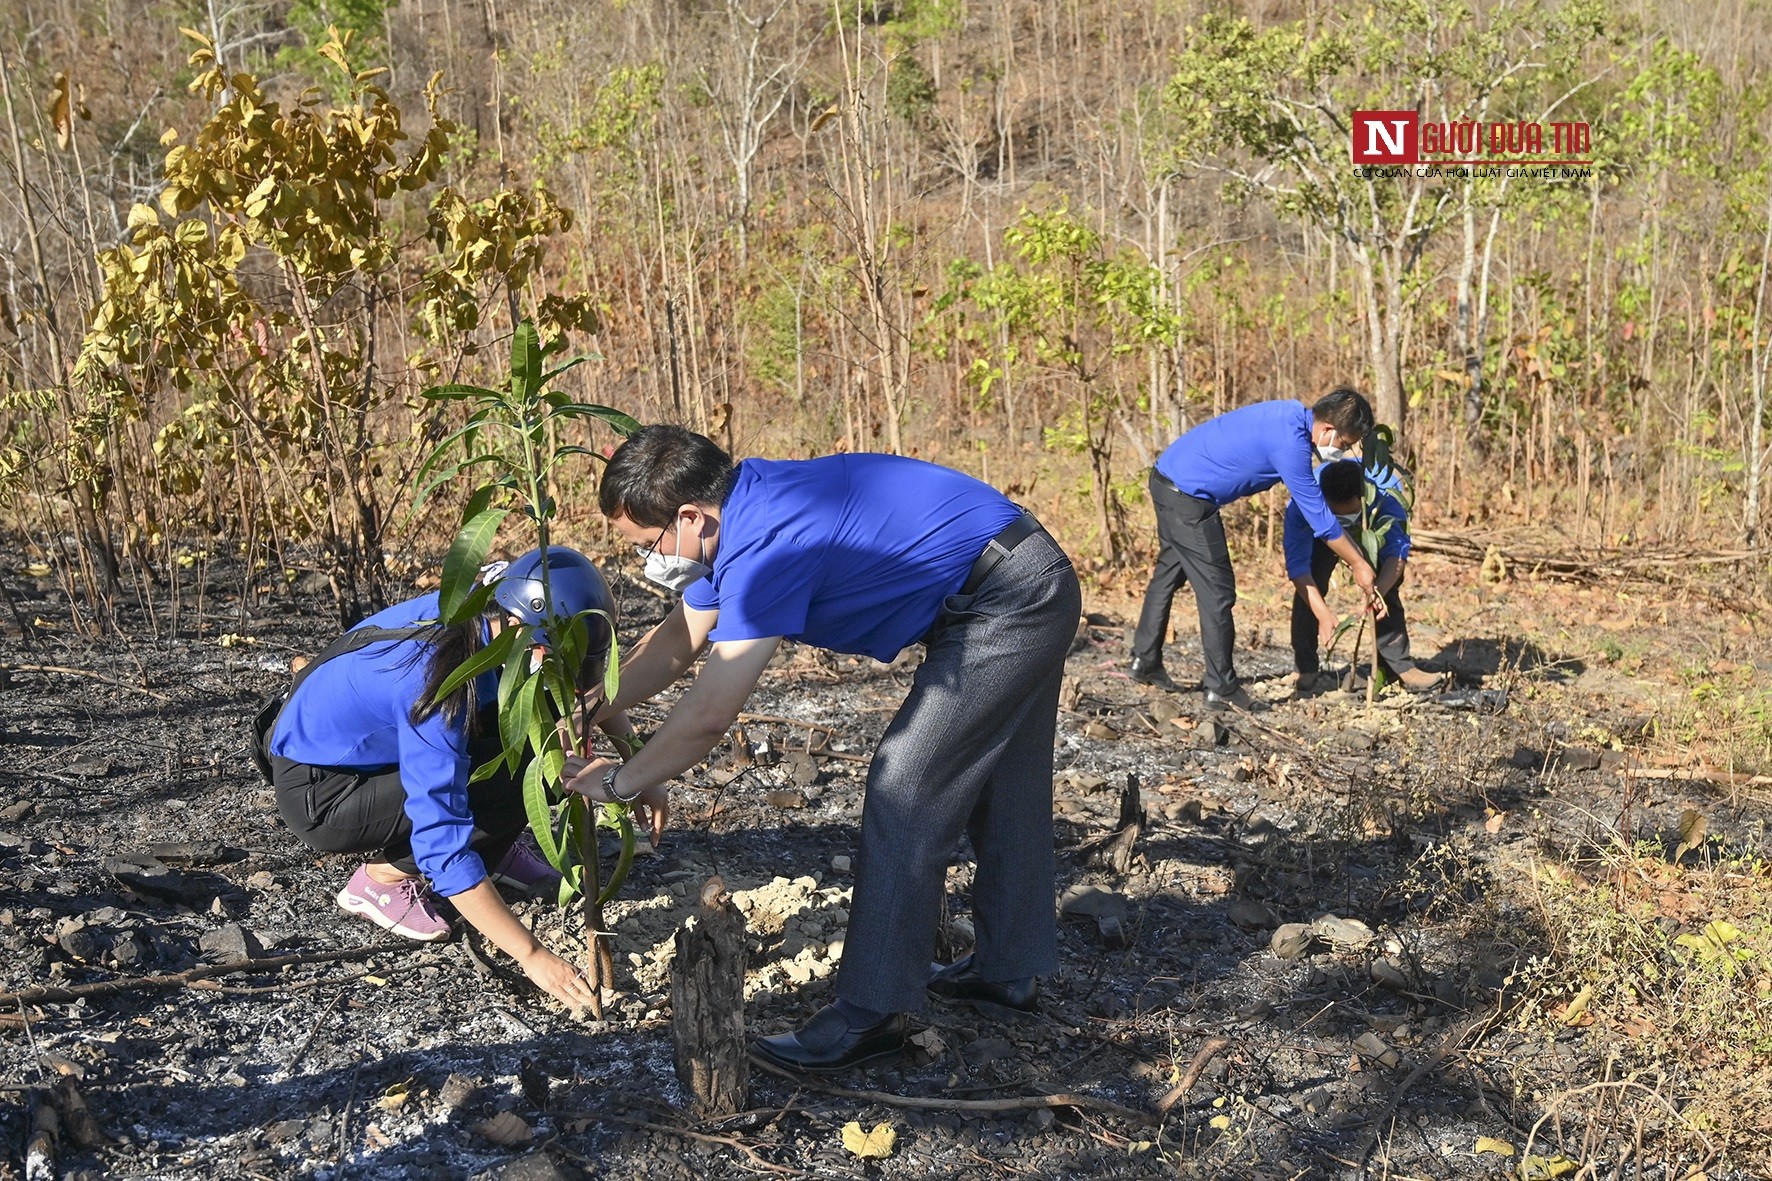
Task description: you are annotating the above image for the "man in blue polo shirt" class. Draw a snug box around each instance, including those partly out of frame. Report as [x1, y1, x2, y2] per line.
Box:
[1130, 388, 1385, 710]
[564, 426, 1080, 1072]
[1286, 459, 1444, 694]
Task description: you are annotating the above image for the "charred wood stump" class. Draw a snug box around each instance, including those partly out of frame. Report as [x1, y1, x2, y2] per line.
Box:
[54, 1077, 108, 1150]
[670, 876, 749, 1116]
[24, 1086, 58, 1181]
[1081, 773, 1145, 874]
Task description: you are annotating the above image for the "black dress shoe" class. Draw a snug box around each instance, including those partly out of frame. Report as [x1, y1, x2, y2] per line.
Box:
[1128, 657, 1178, 691]
[927, 954, 1039, 1014]
[750, 1004, 907, 1073]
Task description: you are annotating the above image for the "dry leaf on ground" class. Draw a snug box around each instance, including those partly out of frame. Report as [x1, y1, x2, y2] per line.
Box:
[841, 1121, 897, 1159]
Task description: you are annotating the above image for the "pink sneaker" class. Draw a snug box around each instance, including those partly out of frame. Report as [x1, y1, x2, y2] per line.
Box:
[489, 833, 564, 897]
[335, 866, 452, 942]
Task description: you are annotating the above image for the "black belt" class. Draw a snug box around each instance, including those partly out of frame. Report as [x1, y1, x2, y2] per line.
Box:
[960, 512, 1044, 595]
[1153, 470, 1213, 505]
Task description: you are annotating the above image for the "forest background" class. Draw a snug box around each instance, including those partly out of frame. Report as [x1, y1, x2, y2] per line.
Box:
[0, 0, 1768, 628]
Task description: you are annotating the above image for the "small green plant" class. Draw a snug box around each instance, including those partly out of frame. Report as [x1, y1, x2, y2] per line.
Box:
[418, 319, 640, 1013]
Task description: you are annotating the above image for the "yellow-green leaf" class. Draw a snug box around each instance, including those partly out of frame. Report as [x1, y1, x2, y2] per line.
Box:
[1703, 919, 1744, 945]
[1560, 984, 1593, 1026]
[1674, 808, 1706, 861]
[841, 1121, 896, 1159]
[1474, 1136, 1516, 1156]
[1519, 1153, 1578, 1179]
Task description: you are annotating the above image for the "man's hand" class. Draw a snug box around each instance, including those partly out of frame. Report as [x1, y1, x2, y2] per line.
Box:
[1315, 608, 1339, 647]
[1349, 559, 1390, 620]
[515, 944, 601, 1011]
[564, 755, 669, 845]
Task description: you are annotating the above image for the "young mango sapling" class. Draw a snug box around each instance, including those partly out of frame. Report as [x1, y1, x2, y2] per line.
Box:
[417, 319, 642, 1014]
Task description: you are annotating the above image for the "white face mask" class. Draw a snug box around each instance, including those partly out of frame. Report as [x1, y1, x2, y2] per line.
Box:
[1334, 510, 1362, 528]
[1313, 426, 1351, 465]
[640, 520, 712, 592]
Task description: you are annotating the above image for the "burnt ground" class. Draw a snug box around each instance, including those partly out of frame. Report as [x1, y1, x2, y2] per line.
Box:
[2, 548, 1770, 1180]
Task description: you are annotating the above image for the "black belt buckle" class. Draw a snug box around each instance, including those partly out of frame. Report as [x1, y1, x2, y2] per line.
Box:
[960, 512, 1042, 595]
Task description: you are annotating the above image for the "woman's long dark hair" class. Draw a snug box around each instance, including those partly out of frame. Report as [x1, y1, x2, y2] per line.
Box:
[407, 620, 486, 731]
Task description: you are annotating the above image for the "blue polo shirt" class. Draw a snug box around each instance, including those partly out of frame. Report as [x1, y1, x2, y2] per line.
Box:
[269, 592, 500, 898]
[1155, 400, 1343, 541]
[681, 455, 1024, 661]
[1283, 484, 1411, 579]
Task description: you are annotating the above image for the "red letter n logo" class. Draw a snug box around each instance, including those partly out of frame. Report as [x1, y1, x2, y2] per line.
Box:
[1351, 111, 1417, 164]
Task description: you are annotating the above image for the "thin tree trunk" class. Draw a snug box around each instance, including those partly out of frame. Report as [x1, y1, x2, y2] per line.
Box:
[1746, 175, 1772, 547]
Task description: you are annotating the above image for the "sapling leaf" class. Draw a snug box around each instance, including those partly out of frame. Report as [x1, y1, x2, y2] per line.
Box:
[454, 581, 499, 628]
[547, 401, 643, 437]
[602, 620, 621, 705]
[496, 639, 529, 767]
[559, 856, 584, 903]
[543, 445, 607, 473]
[526, 685, 554, 770]
[418, 413, 524, 476]
[511, 320, 542, 402]
[522, 755, 560, 870]
[538, 356, 587, 388]
[423, 382, 501, 402]
[412, 453, 508, 514]
[504, 673, 541, 770]
[440, 494, 507, 623]
[552, 613, 586, 701]
[435, 623, 519, 702]
[596, 807, 636, 905]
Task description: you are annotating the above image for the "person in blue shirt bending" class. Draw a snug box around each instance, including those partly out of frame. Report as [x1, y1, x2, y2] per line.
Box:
[1129, 388, 1386, 711]
[1285, 459, 1445, 694]
[264, 547, 634, 1011]
[563, 425, 1081, 1073]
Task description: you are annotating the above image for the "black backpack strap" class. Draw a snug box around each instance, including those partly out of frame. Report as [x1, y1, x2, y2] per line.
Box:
[248, 622, 440, 784]
[285, 623, 441, 703]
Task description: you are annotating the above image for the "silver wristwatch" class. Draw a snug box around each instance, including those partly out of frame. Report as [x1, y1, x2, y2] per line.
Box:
[603, 764, 642, 803]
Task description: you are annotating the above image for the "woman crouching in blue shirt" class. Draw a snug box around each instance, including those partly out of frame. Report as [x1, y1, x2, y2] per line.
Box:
[266, 547, 632, 1009]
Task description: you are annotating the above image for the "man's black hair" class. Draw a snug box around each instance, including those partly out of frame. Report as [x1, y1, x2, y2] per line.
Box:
[598, 424, 736, 528]
[1319, 458, 1365, 506]
[1311, 387, 1376, 439]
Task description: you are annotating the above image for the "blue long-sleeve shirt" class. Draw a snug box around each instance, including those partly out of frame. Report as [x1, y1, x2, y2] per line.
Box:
[682, 455, 1023, 662]
[1155, 400, 1344, 543]
[1283, 486, 1411, 579]
[269, 592, 499, 898]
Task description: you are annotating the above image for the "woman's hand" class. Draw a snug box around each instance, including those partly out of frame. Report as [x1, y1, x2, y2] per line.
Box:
[449, 880, 601, 1011]
[566, 756, 670, 846]
[516, 944, 601, 1011]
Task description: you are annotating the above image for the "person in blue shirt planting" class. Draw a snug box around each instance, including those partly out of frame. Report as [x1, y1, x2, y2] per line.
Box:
[562, 425, 1081, 1073]
[1285, 459, 1445, 695]
[263, 547, 633, 1011]
[1129, 387, 1387, 711]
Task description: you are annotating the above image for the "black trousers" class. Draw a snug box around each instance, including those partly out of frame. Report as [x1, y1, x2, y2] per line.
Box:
[1131, 470, 1239, 696]
[1290, 541, 1413, 675]
[272, 708, 528, 878]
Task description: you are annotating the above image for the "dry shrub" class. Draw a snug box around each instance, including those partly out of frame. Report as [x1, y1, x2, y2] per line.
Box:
[1509, 844, 1772, 1173]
